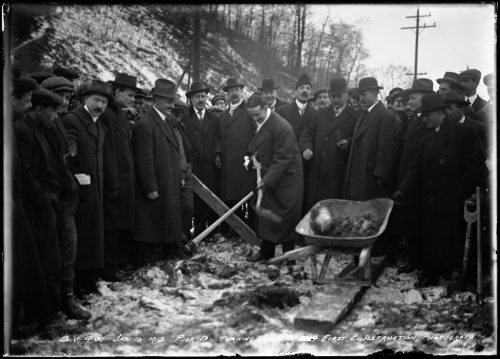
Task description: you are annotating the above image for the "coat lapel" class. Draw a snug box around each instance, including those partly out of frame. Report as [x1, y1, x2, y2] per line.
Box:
[226, 101, 245, 129]
[151, 109, 179, 150]
[78, 107, 98, 139]
[189, 108, 203, 133]
[354, 102, 384, 139]
[324, 106, 348, 135]
[250, 114, 275, 151]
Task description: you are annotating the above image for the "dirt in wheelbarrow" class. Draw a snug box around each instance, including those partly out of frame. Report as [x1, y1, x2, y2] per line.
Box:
[11, 235, 495, 356]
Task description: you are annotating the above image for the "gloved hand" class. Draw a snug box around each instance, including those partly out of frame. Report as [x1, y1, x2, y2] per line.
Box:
[302, 149, 313, 160]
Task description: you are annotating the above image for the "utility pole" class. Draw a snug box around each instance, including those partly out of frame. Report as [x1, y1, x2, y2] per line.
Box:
[401, 6, 436, 80]
[192, 6, 201, 83]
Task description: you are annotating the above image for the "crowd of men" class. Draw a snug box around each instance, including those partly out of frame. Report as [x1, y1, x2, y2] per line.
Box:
[9, 63, 494, 337]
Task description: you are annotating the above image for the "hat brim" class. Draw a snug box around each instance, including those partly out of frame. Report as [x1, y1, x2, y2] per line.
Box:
[223, 84, 244, 92]
[82, 89, 113, 100]
[257, 86, 279, 91]
[359, 86, 383, 93]
[186, 88, 210, 98]
[109, 81, 140, 92]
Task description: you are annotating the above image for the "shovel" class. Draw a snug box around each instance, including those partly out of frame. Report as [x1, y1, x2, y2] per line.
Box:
[252, 154, 283, 224]
[460, 195, 477, 290]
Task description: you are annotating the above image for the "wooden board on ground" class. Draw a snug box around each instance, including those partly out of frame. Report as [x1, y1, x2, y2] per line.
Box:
[294, 256, 386, 333]
[192, 174, 261, 246]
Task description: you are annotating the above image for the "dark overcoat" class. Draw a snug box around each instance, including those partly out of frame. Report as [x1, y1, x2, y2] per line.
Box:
[217, 101, 256, 202]
[181, 106, 220, 194]
[247, 111, 303, 244]
[471, 95, 488, 114]
[299, 105, 358, 210]
[275, 100, 316, 141]
[63, 107, 107, 270]
[271, 98, 288, 111]
[100, 101, 135, 230]
[132, 108, 182, 244]
[400, 118, 485, 274]
[343, 101, 400, 200]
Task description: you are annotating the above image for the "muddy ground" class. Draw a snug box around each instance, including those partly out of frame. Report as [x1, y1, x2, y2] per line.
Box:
[10, 235, 496, 356]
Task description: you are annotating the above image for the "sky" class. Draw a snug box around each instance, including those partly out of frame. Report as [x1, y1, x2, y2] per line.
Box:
[309, 3, 496, 99]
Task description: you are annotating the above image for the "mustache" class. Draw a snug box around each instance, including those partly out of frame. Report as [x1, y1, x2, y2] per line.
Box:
[91, 107, 104, 113]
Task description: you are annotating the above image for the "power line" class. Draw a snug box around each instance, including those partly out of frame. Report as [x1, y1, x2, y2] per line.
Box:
[401, 6, 436, 80]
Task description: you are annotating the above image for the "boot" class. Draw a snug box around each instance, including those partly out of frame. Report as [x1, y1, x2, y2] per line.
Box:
[62, 295, 91, 320]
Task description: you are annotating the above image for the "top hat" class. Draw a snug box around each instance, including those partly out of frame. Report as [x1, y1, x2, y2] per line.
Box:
[404, 78, 434, 95]
[153, 79, 177, 99]
[313, 87, 329, 99]
[82, 79, 113, 100]
[358, 77, 383, 92]
[295, 73, 312, 89]
[109, 73, 139, 92]
[223, 78, 245, 92]
[258, 78, 279, 91]
[41, 76, 74, 93]
[52, 65, 80, 81]
[211, 92, 227, 106]
[459, 69, 481, 82]
[329, 78, 348, 95]
[443, 90, 470, 107]
[420, 93, 448, 114]
[31, 88, 64, 107]
[483, 73, 494, 86]
[186, 81, 210, 98]
[436, 72, 462, 88]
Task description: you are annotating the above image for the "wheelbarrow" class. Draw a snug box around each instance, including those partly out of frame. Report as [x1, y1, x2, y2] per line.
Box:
[268, 198, 394, 286]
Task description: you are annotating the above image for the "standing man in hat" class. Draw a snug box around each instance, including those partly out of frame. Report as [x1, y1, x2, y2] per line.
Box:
[40, 76, 88, 317]
[436, 72, 463, 97]
[299, 78, 358, 210]
[394, 93, 485, 287]
[99, 73, 138, 281]
[216, 78, 256, 230]
[258, 79, 288, 111]
[459, 69, 488, 113]
[182, 82, 221, 236]
[208, 93, 227, 118]
[132, 79, 188, 263]
[63, 80, 111, 295]
[391, 78, 434, 273]
[312, 87, 331, 110]
[343, 77, 400, 201]
[245, 94, 303, 261]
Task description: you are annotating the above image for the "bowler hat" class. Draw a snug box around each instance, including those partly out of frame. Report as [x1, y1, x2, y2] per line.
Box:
[443, 90, 470, 107]
[329, 78, 348, 95]
[109, 73, 139, 92]
[223, 78, 245, 92]
[404, 78, 434, 95]
[436, 72, 462, 88]
[483, 73, 493, 86]
[153, 79, 177, 99]
[313, 87, 329, 99]
[29, 71, 54, 84]
[41, 76, 74, 93]
[295, 73, 312, 89]
[52, 65, 79, 81]
[186, 81, 210, 98]
[258, 78, 279, 91]
[358, 77, 383, 92]
[420, 93, 448, 114]
[459, 69, 481, 82]
[31, 88, 64, 107]
[82, 79, 113, 100]
[211, 92, 227, 105]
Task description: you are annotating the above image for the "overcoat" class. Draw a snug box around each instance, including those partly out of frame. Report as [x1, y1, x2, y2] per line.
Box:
[181, 106, 220, 194]
[270, 98, 288, 111]
[275, 100, 316, 141]
[132, 108, 182, 244]
[100, 101, 135, 230]
[217, 101, 256, 201]
[299, 105, 358, 210]
[247, 111, 303, 244]
[63, 107, 107, 270]
[343, 101, 400, 200]
[400, 118, 485, 274]
[471, 95, 488, 114]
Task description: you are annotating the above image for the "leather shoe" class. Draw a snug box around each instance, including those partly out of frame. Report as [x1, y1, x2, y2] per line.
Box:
[62, 295, 91, 320]
[247, 251, 271, 263]
[398, 263, 416, 274]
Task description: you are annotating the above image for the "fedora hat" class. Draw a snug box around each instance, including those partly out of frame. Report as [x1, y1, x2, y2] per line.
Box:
[459, 69, 481, 82]
[153, 79, 177, 99]
[82, 79, 113, 100]
[404, 78, 434, 95]
[443, 90, 470, 107]
[211, 92, 227, 105]
[358, 77, 383, 92]
[109, 73, 139, 92]
[258, 78, 279, 91]
[329, 78, 348, 95]
[41, 76, 74, 93]
[420, 93, 448, 114]
[223, 78, 245, 92]
[186, 81, 210, 98]
[436, 72, 461, 87]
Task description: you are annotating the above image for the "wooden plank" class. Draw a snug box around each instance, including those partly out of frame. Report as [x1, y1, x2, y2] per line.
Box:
[192, 174, 261, 246]
[294, 256, 386, 333]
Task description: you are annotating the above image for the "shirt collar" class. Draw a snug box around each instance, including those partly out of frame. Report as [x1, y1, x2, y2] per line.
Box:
[84, 105, 99, 122]
[435, 126, 440, 132]
[268, 98, 277, 109]
[295, 99, 307, 110]
[195, 107, 206, 117]
[459, 115, 466, 124]
[367, 101, 379, 113]
[256, 109, 272, 133]
[335, 104, 347, 117]
[467, 93, 478, 105]
[153, 106, 167, 121]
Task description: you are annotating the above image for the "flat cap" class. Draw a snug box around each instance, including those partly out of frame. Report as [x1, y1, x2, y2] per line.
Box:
[31, 88, 64, 107]
[29, 71, 54, 84]
[52, 65, 80, 80]
[41, 76, 74, 93]
[459, 69, 481, 82]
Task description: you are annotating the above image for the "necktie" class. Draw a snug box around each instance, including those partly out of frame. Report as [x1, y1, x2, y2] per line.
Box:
[197, 110, 203, 122]
[299, 107, 305, 117]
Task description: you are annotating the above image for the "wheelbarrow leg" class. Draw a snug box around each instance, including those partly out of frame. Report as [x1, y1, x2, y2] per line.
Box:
[318, 253, 332, 281]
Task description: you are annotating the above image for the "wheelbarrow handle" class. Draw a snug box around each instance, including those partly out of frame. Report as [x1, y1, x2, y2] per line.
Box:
[267, 245, 323, 265]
